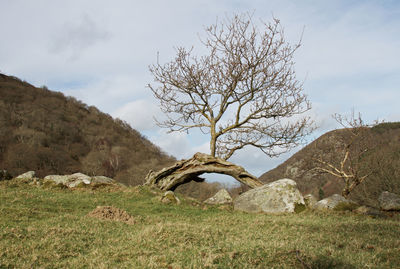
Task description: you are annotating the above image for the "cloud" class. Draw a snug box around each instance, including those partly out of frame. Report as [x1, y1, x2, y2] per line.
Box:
[1, 0, 399, 180]
[149, 130, 193, 160]
[49, 14, 110, 60]
[62, 75, 151, 113]
[112, 99, 161, 131]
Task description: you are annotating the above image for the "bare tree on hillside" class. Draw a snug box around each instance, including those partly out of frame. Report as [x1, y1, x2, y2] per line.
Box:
[148, 14, 314, 161]
[314, 111, 376, 198]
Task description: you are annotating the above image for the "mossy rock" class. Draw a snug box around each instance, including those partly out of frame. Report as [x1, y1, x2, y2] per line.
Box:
[160, 191, 181, 205]
[313, 194, 358, 211]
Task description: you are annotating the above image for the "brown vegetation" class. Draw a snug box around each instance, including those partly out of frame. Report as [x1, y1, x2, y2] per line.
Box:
[260, 122, 400, 207]
[313, 112, 376, 198]
[87, 206, 135, 224]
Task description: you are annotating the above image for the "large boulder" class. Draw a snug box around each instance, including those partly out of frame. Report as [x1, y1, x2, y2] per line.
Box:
[379, 191, 400, 211]
[313, 194, 358, 211]
[233, 179, 305, 214]
[204, 189, 232, 205]
[16, 171, 36, 180]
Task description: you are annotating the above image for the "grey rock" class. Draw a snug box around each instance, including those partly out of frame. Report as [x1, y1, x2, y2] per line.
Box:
[91, 176, 115, 185]
[68, 173, 91, 185]
[233, 179, 305, 214]
[204, 189, 232, 205]
[44, 175, 71, 185]
[313, 194, 358, 211]
[379, 191, 400, 211]
[44, 173, 91, 187]
[16, 171, 36, 180]
[44, 173, 118, 188]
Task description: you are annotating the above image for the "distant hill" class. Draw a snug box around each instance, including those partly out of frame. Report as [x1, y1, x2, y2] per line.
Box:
[0, 73, 175, 186]
[260, 123, 400, 207]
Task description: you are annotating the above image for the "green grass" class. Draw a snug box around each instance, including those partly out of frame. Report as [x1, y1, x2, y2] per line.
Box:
[1, 180, 399, 268]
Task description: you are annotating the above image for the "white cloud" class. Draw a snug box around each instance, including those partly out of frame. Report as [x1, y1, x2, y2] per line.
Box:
[112, 99, 160, 131]
[49, 14, 110, 60]
[150, 130, 193, 160]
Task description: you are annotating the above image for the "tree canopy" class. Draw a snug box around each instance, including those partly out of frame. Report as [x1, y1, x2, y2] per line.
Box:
[149, 14, 313, 160]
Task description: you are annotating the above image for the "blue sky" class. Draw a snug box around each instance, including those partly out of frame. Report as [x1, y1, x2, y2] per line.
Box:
[1, 0, 399, 184]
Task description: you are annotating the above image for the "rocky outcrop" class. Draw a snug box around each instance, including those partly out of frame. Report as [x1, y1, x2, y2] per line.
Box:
[204, 189, 232, 205]
[160, 191, 181, 204]
[379, 191, 400, 211]
[233, 179, 305, 214]
[313, 194, 358, 211]
[16, 171, 36, 180]
[44, 173, 117, 188]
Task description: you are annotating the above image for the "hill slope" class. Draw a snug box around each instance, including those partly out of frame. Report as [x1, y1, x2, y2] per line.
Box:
[0, 73, 175, 185]
[260, 123, 400, 206]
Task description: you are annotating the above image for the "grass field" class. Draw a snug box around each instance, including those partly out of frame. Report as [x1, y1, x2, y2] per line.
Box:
[0, 180, 399, 268]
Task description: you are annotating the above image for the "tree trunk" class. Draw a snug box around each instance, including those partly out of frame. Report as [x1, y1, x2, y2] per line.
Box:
[144, 152, 263, 191]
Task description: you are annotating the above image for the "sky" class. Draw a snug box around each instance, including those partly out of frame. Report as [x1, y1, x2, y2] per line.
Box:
[1, 0, 399, 185]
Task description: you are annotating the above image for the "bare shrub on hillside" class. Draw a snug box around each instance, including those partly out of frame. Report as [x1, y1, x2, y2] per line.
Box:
[314, 112, 377, 198]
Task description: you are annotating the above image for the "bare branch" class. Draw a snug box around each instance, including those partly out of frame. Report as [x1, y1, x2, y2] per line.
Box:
[148, 13, 313, 159]
[313, 111, 377, 197]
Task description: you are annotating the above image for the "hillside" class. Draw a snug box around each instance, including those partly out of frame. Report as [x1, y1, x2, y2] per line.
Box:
[0, 73, 175, 186]
[260, 123, 400, 207]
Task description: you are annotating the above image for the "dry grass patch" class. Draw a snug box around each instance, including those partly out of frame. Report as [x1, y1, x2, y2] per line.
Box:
[87, 206, 135, 224]
[0, 180, 399, 268]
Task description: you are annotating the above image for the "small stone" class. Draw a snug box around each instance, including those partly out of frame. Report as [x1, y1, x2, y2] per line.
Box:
[161, 191, 181, 204]
[16, 171, 36, 180]
[91, 176, 115, 186]
[204, 189, 232, 205]
[313, 194, 358, 211]
[379, 191, 400, 211]
[69, 173, 91, 185]
[44, 175, 70, 185]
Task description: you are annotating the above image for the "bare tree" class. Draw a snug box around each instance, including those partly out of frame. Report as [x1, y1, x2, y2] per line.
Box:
[314, 111, 376, 198]
[148, 14, 313, 160]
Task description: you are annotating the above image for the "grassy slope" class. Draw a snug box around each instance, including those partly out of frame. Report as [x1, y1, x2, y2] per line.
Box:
[1, 181, 399, 268]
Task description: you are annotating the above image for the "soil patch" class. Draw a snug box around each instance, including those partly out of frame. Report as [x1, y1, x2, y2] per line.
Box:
[88, 206, 135, 224]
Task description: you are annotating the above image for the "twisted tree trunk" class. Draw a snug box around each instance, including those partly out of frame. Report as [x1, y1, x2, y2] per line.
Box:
[144, 152, 263, 191]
